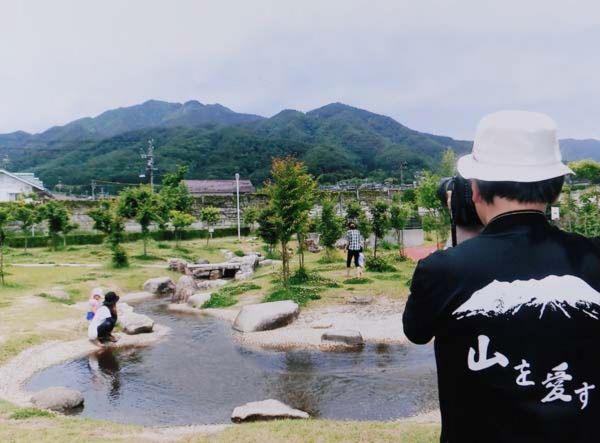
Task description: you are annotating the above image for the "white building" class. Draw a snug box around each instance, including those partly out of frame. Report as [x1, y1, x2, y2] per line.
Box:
[0, 169, 53, 202]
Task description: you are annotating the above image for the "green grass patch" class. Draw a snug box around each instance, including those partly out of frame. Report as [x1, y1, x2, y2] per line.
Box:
[343, 277, 373, 285]
[263, 286, 321, 306]
[234, 250, 245, 257]
[35, 293, 75, 305]
[156, 243, 171, 249]
[0, 334, 44, 365]
[10, 408, 55, 420]
[373, 273, 405, 281]
[131, 254, 163, 261]
[202, 283, 262, 308]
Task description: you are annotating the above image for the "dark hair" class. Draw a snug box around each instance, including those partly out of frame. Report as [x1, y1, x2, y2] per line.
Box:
[348, 222, 356, 229]
[475, 176, 565, 204]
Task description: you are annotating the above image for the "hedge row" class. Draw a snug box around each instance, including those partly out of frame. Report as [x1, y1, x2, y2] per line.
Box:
[4, 227, 250, 248]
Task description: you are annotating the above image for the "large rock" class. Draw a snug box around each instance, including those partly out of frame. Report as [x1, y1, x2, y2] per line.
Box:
[321, 329, 364, 346]
[235, 270, 254, 281]
[233, 301, 299, 333]
[196, 279, 228, 291]
[187, 292, 212, 308]
[46, 290, 70, 300]
[172, 275, 197, 304]
[168, 258, 188, 273]
[195, 258, 210, 265]
[231, 399, 309, 423]
[241, 254, 260, 270]
[143, 277, 176, 296]
[259, 259, 273, 267]
[117, 302, 134, 316]
[335, 238, 348, 250]
[31, 387, 84, 412]
[119, 312, 154, 334]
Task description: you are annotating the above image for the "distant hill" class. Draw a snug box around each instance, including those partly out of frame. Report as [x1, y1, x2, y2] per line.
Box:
[560, 139, 600, 162]
[0, 100, 474, 188]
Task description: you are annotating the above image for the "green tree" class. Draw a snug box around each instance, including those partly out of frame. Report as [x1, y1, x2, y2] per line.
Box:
[568, 160, 600, 184]
[200, 206, 221, 245]
[117, 186, 162, 256]
[89, 200, 129, 267]
[390, 203, 411, 257]
[440, 147, 457, 177]
[319, 197, 344, 259]
[345, 201, 362, 221]
[416, 172, 449, 248]
[10, 202, 37, 252]
[170, 210, 195, 247]
[243, 206, 260, 232]
[370, 200, 390, 258]
[160, 165, 194, 214]
[257, 206, 279, 256]
[38, 201, 72, 250]
[264, 157, 317, 286]
[0, 207, 10, 285]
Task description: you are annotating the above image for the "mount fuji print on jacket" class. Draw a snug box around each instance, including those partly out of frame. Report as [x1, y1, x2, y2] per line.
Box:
[403, 211, 600, 443]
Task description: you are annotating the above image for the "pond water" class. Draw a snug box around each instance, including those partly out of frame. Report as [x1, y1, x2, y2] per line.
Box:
[27, 300, 438, 426]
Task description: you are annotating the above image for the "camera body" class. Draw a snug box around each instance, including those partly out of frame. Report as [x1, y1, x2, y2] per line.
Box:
[437, 175, 483, 236]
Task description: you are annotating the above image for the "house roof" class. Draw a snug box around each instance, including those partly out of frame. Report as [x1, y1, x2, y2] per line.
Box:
[0, 169, 52, 197]
[184, 179, 255, 194]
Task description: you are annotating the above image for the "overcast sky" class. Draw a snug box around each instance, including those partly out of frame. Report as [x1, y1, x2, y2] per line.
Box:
[2, 0, 600, 139]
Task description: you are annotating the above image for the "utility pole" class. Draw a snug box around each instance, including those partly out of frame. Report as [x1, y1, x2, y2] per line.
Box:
[235, 172, 241, 241]
[140, 139, 157, 191]
[91, 180, 96, 200]
[400, 161, 408, 187]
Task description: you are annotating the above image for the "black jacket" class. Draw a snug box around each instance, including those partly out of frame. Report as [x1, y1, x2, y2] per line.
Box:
[403, 211, 600, 443]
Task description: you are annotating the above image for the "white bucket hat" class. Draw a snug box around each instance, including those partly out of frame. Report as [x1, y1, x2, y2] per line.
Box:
[457, 110, 573, 182]
[91, 287, 103, 297]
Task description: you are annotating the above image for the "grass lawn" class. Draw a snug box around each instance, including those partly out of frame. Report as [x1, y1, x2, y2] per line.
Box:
[0, 236, 434, 443]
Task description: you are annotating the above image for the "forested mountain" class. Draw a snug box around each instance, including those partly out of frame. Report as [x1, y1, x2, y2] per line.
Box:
[1, 100, 473, 188]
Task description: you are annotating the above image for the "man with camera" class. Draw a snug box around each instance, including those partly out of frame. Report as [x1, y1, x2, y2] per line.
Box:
[403, 111, 600, 443]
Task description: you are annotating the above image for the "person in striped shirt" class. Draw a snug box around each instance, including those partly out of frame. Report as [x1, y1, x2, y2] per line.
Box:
[345, 223, 363, 278]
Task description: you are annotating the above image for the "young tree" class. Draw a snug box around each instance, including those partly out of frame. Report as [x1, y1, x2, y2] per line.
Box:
[257, 206, 279, 256]
[117, 186, 162, 256]
[370, 200, 390, 258]
[345, 201, 371, 246]
[264, 157, 317, 286]
[160, 165, 194, 216]
[89, 201, 129, 268]
[0, 207, 10, 285]
[170, 210, 195, 247]
[568, 160, 600, 184]
[10, 202, 37, 252]
[440, 147, 458, 177]
[243, 206, 260, 232]
[416, 172, 449, 249]
[200, 206, 221, 245]
[38, 201, 72, 250]
[319, 197, 344, 259]
[390, 203, 411, 257]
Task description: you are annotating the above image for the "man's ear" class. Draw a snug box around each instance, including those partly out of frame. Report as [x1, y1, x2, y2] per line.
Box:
[471, 180, 482, 204]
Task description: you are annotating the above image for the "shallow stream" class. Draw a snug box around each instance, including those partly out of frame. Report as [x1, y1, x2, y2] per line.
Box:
[28, 299, 438, 426]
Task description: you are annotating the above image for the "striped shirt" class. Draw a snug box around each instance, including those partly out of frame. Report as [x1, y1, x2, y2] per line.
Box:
[346, 229, 363, 251]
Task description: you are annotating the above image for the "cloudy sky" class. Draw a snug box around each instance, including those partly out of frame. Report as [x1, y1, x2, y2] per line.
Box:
[2, 0, 600, 139]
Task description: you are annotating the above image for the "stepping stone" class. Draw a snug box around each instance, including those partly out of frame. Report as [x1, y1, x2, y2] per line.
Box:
[321, 329, 364, 346]
[231, 399, 309, 423]
[31, 387, 84, 412]
[232, 301, 299, 333]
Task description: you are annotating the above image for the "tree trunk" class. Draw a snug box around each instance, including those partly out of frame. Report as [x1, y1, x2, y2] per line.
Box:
[281, 239, 289, 286]
[24, 235, 28, 254]
[374, 236, 378, 258]
[400, 229, 405, 257]
[143, 235, 148, 256]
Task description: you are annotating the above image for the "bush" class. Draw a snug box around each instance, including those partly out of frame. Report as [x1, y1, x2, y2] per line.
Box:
[234, 250, 245, 257]
[111, 247, 129, 268]
[379, 240, 394, 250]
[365, 256, 397, 273]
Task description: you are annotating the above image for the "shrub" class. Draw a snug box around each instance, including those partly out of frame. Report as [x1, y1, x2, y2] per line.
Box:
[111, 246, 129, 268]
[379, 240, 394, 250]
[234, 250, 245, 257]
[365, 256, 397, 273]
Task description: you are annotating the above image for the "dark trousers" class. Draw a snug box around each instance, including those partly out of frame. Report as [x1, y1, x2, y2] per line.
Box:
[346, 250, 360, 268]
[97, 317, 116, 342]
